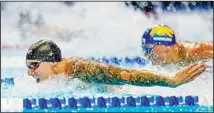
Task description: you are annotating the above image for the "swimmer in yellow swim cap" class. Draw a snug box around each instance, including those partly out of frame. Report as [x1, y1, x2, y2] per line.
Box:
[142, 24, 213, 66]
[25, 39, 207, 88]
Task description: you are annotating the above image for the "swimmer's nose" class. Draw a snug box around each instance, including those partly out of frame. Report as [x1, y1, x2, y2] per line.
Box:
[28, 69, 35, 76]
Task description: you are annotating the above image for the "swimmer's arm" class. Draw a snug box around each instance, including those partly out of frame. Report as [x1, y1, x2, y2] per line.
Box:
[119, 63, 206, 88]
[76, 60, 178, 87]
[123, 69, 177, 87]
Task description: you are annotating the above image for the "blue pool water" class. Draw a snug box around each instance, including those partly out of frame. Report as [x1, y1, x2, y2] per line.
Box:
[22, 106, 213, 112]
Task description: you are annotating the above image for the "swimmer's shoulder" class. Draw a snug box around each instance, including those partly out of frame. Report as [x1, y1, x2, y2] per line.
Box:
[177, 41, 193, 46]
[177, 41, 213, 47]
[56, 57, 87, 75]
[177, 41, 203, 51]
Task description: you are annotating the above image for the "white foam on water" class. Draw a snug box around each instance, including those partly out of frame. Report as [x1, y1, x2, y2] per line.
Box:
[1, 2, 213, 106]
[1, 98, 23, 112]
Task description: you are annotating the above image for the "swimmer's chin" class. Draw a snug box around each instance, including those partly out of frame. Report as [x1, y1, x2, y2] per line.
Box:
[31, 76, 40, 83]
[34, 77, 48, 83]
[34, 75, 58, 83]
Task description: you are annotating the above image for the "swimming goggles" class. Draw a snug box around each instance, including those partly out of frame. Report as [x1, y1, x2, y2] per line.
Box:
[142, 44, 154, 54]
[26, 61, 41, 70]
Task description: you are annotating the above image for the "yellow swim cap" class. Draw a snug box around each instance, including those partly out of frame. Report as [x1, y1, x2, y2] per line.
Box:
[142, 24, 176, 46]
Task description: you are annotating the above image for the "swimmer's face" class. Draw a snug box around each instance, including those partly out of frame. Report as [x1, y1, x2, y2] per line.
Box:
[26, 60, 55, 83]
[146, 44, 180, 65]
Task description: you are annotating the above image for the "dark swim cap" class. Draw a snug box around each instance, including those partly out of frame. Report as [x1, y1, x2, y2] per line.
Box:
[26, 39, 62, 62]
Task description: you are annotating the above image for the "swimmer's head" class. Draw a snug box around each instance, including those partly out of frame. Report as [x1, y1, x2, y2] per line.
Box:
[26, 39, 62, 83]
[142, 24, 179, 64]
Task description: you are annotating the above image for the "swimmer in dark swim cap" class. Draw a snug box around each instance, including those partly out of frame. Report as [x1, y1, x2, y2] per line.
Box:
[142, 24, 213, 66]
[26, 39, 61, 82]
[26, 39, 207, 87]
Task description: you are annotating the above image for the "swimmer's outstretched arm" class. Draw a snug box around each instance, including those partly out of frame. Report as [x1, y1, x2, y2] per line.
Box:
[68, 57, 207, 88]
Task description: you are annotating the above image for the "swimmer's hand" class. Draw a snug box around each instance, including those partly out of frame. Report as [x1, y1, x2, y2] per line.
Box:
[171, 63, 207, 86]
